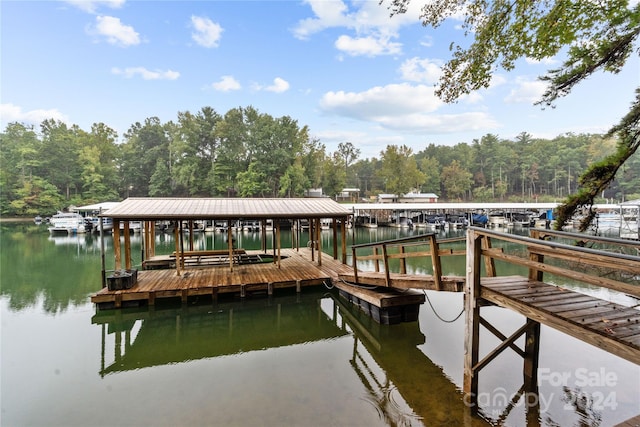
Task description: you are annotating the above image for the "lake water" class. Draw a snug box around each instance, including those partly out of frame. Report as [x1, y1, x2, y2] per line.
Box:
[1, 222, 638, 426]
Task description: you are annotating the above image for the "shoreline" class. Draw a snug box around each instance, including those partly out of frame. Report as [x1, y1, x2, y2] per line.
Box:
[0, 217, 34, 223]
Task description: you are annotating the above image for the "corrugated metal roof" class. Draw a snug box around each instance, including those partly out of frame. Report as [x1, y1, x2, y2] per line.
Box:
[101, 197, 353, 220]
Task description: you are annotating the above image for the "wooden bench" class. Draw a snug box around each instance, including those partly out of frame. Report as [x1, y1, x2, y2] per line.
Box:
[170, 249, 247, 266]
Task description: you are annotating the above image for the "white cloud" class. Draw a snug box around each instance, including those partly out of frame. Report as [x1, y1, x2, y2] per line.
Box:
[294, 0, 422, 39]
[320, 83, 442, 119]
[191, 16, 223, 48]
[293, 0, 421, 57]
[335, 34, 401, 56]
[505, 78, 547, 104]
[376, 111, 498, 133]
[90, 15, 140, 46]
[212, 75, 241, 92]
[399, 57, 443, 84]
[0, 103, 69, 126]
[65, 0, 125, 14]
[292, 0, 351, 40]
[111, 67, 180, 80]
[253, 77, 290, 93]
[319, 83, 499, 134]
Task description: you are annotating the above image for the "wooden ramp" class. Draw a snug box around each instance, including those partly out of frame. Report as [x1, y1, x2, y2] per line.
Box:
[481, 275, 640, 364]
[92, 248, 351, 309]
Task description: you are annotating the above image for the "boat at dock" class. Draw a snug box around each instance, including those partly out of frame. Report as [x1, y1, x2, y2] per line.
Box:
[90, 217, 114, 233]
[47, 212, 87, 235]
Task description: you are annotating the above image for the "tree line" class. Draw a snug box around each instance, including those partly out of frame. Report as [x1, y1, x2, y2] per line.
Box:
[1, 105, 639, 217]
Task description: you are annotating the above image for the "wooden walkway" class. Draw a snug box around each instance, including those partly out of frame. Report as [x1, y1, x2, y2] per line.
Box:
[92, 248, 353, 309]
[481, 275, 640, 364]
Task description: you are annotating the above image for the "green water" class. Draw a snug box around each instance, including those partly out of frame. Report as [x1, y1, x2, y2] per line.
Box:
[1, 223, 638, 426]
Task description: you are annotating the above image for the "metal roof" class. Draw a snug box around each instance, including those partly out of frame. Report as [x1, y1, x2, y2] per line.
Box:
[101, 197, 353, 220]
[74, 202, 121, 212]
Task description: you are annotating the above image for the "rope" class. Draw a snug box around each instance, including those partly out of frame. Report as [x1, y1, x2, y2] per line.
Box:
[423, 290, 464, 323]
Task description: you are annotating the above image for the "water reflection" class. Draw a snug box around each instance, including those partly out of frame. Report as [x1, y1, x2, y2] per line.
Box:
[92, 289, 490, 426]
[93, 292, 348, 376]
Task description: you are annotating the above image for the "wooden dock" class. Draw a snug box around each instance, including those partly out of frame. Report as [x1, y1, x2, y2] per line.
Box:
[92, 248, 354, 309]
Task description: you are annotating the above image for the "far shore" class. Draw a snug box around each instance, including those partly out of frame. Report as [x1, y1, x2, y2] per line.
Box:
[0, 217, 34, 223]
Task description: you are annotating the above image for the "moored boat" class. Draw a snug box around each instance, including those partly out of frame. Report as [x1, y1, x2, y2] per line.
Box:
[48, 212, 86, 235]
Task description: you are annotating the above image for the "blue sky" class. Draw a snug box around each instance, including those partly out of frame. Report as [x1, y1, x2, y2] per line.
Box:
[1, 0, 638, 159]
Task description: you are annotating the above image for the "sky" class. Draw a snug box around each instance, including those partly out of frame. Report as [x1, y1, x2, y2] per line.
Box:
[1, 0, 638, 159]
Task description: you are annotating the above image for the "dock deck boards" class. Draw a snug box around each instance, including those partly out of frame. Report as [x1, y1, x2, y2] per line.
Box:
[92, 248, 352, 308]
[480, 275, 640, 365]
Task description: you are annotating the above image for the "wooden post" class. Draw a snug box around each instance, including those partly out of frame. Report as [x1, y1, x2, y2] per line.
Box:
[123, 221, 131, 270]
[382, 243, 390, 287]
[352, 246, 359, 283]
[374, 246, 380, 272]
[481, 235, 496, 277]
[523, 319, 541, 390]
[524, 319, 541, 425]
[309, 218, 315, 261]
[113, 219, 122, 271]
[142, 221, 148, 263]
[528, 230, 544, 281]
[276, 220, 281, 268]
[464, 228, 482, 412]
[261, 220, 266, 252]
[341, 217, 347, 264]
[174, 221, 181, 276]
[332, 218, 338, 260]
[429, 234, 443, 290]
[399, 245, 407, 274]
[100, 209, 106, 288]
[149, 221, 156, 257]
[188, 220, 194, 251]
[316, 218, 322, 266]
[227, 219, 234, 272]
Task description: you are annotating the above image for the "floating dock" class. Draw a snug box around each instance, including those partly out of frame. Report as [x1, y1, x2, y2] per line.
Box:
[92, 248, 353, 309]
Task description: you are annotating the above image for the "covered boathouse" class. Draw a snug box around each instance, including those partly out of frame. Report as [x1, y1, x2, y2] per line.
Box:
[91, 197, 354, 309]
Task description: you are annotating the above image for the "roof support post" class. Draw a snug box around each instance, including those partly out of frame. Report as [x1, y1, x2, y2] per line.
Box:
[309, 218, 315, 261]
[315, 217, 322, 266]
[174, 221, 181, 276]
[100, 208, 106, 288]
[276, 220, 281, 268]
[228, 218, 234, 272]
[113, 219, 121, 271]
[341, 217, 347, 264]
[123, 221, 131, 270]
[332, 218, 338, 260]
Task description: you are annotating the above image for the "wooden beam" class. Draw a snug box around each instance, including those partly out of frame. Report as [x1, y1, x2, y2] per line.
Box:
[123, 221, 131, 270]
[316, 218, 322, 266]
[341, 217, 347, 264]
[429, 234, 443, 291]
[332, 218, 338, 260]
[464, 228, 482, 406]
[228, 219, 233, 272]
[113, 219, 121, 271]
[276, 220, 281, 269]
[174, 221, 181, 276]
